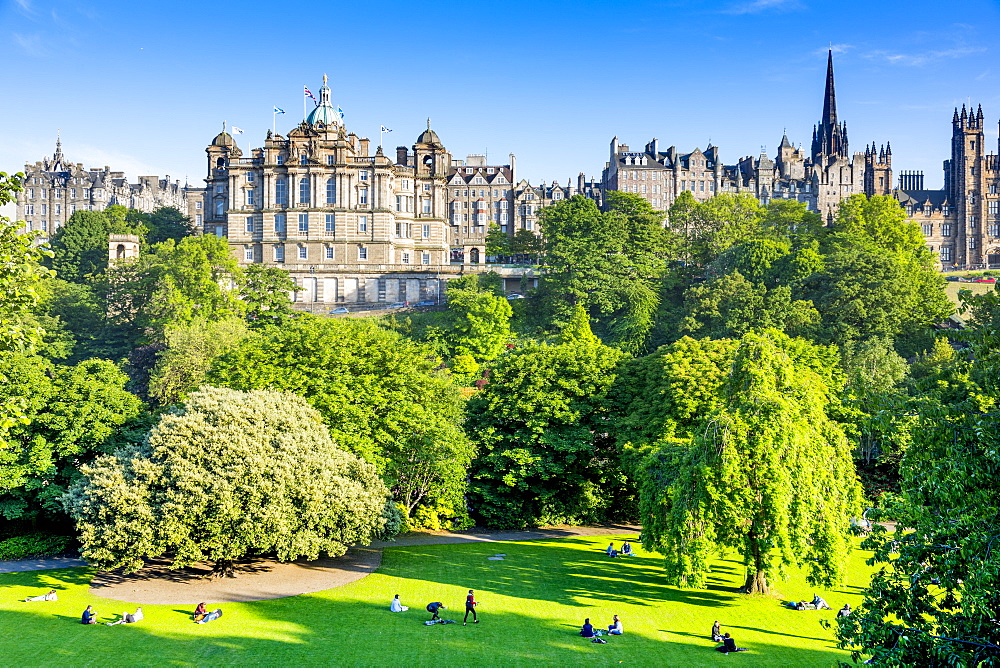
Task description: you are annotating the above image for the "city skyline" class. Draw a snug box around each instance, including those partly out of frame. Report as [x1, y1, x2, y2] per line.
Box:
[2, 0, 999, 194]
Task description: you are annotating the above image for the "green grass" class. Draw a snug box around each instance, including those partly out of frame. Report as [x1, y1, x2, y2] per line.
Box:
[0, 534, 874, 666]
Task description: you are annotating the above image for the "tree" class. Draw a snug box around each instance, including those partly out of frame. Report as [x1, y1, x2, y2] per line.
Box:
[147, 316, 250, 406]
[239, 263, 298, 326]
[0, 353, 142, 524]
[466, 324, 625, 528]
[444, 274, 513, 362]
[65, 386, 394, 576]
[485, 223, 510, 257]
[48, 209, 141, 283]
[144, 207, 196, 244]
[638, 330, 862, 594]
[510, 228, 543, 258]
[680, 193, 765, 266]
[207, 317, 474, 524]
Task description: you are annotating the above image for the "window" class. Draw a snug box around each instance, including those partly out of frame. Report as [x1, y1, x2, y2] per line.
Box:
[298, 213, 309, 233]
[216, 184, 224, 194]
[275, 213, 286, 233]
[326, 178, 336, 204]
[401, 252, 410, 264]
[246, 172, 255, 183]
[322, 246, 332, 259]
[402, 179, 410, 190]
[299, 178, 310, 204]
[970, 238, 978, 250]
[26, 204, 33, 215]
[196, 214, 203, 225]
[214, 225, 224, 237]
[358, 246, 367, 260]
[327, 155, 335, 165]
[454, 189, 460, 197]
[422, 198, 431, 214]
[359, 189, 368, 205]
[359, 170, 369, 181]
[422, 252, 430, 265]
[325, 214, 335, 234]
[395, 195, 403, 212]
[246, 188, 255, 206]
[275, 245, 285, 261]
[990, 201, 999, 215]
[358, 215, 368, 232]
[423, 183, 430, 191]
[27, 188, 34, 198]
[41, 204, 47, 215]
[70, 188, 76, 198]
[276, 154, 285, 165]
[275, 178, 287, 206]
[215, 201, 224, 216]
[298, 246, 307, 259]
[196, 201, 202, 210]
[699, 181, 705, 191]
[942, 223, 952, 236]
[940, 246, 952, 262]
[922, 223, 933, 236]
[422, 224, 430, 238]
[246, 216, 254, 233]
[989, 224, 1000, 237]
[245, 246, 253, 261]
[300, 155, 308, 165]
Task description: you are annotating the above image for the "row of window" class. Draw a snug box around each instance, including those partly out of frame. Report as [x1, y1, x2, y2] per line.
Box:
[920, 223, 1000, 237]
[260, 244, 432, 264]
[25, 188, 100, 199]
[453, 189, 512, 198]
[238, 214, 436, 238]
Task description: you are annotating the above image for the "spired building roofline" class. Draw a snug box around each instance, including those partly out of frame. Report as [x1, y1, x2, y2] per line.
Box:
[812, 50, 849, 161]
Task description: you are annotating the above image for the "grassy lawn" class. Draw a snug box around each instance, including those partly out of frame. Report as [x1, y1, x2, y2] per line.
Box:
[0, 534, 874, 666]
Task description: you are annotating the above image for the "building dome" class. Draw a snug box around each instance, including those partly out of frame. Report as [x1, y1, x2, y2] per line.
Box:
[306, 75, 340, 128]
[416, 118, 441, 144]
[212, 131, 235, 147]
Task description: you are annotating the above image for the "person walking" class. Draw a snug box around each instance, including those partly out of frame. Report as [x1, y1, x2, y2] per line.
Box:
[464, 589, 479, 625]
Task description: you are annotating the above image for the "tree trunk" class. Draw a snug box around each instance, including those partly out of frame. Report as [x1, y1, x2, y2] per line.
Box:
[210, 560, 236, 579]
[743, 568, 769, 595]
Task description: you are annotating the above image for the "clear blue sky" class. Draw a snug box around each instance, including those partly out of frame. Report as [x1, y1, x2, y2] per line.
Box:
[2, 0, 999, 192]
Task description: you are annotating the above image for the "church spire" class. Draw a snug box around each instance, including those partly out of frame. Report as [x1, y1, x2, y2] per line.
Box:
[811, 49, 848, 160]
[822, 49, 838, 128]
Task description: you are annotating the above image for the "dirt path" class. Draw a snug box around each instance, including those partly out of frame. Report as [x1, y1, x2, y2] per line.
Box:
[0, 525, 641, 605]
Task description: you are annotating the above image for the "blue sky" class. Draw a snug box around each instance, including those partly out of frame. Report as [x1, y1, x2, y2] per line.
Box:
[2, 0, 999, 194]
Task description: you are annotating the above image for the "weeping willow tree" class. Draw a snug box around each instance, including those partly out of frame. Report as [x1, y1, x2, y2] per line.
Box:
[640, 330, 862, 594]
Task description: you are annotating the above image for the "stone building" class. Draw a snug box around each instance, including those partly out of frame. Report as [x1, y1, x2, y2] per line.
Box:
[197, 76, 547, 305]
[15, 137, 188, 244]
[898, 104, 1000, 269]
[599, 51, 887, 220]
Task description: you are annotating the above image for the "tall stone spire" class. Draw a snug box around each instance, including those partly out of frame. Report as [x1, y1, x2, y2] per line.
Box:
[811, 50, 848, 160]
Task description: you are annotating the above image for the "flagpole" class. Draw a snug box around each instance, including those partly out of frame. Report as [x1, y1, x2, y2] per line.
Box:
[273, 108, 276, 135]
[303, 87, 306, 122]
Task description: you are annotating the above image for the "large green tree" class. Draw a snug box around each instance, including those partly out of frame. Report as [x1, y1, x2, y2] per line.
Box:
[207, 316, 473, 524]
[637, 330, 862, 594]
[65, 386, 394, 575]
[467, 313, 626, 528]
[48, 208, 143, 284]
[443, 274, 513, 362]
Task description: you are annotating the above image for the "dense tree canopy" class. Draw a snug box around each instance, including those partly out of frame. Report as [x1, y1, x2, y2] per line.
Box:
[65, 386, 394, 575]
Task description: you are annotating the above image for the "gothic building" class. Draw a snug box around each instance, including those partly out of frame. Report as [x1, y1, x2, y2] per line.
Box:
[601, 51, 888, 221]
[197, 76, 548, 305]
[15, 138, 189, 244]
[898, 104, 1000, 269]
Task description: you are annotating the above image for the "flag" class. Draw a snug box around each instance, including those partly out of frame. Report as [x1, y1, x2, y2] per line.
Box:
[381, 126, 392, 133]
[232, 126, 244, 135]
[304, 86, 317, 102]
[337, 106, 344, 119]
[273, 106, 285, 114]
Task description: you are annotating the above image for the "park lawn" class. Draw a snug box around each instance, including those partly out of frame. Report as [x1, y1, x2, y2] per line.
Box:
[0, 534, 874, 666]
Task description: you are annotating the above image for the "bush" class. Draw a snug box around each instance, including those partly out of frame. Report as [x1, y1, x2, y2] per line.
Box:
[0, 534, 74, 560]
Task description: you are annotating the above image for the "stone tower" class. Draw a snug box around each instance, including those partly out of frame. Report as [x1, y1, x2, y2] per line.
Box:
[864, 142, 892, 196]
[109, 234, 140, 262]
[950, 104, 987, 266]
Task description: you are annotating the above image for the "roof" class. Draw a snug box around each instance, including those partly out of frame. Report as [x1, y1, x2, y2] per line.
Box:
[896, 189, 951, 207]
[212, 131, 235, 147]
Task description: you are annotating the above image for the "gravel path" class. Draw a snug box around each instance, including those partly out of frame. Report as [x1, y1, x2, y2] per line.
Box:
[0, 524, 642, 605]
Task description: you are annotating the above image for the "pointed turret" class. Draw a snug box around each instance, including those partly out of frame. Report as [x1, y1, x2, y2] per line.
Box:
[822, 49, 838, 129]
[811, 50, 848, 160]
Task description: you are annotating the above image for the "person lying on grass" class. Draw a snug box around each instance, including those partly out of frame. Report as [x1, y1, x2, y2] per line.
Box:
[107, 607, 143, 625]
[197, 609, 223, 624]
[24, 589, 58, 602]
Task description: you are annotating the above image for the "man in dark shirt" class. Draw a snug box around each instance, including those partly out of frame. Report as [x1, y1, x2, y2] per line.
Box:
[464, 589, 479, 625]
[426, 601, 445, 621]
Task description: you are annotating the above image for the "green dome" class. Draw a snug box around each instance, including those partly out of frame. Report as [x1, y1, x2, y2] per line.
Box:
[306, 78, 340, 127]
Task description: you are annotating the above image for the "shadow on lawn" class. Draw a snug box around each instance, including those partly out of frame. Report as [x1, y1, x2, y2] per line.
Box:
[381, 538, 742, 611]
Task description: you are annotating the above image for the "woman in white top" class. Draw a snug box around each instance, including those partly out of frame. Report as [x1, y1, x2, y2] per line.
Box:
[390, 594, 408, 612]
[608, 614, 623, 635]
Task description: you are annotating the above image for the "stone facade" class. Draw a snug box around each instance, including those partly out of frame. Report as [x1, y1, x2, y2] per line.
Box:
[898, 104, 1000, 269]
[599, 51, 887, 220]
[15, 138, 188, 244]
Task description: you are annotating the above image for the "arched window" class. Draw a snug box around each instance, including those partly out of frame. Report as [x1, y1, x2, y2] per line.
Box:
[116, 244, 125, 259]
[470, 248, 480, 264]
[299, 178, 310, 204]
[275, 178, 287, 206]
[326, 178, 336, 204]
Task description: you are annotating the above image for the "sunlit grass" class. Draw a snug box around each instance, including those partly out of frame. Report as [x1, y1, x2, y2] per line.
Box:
[0, 534, 874, 666]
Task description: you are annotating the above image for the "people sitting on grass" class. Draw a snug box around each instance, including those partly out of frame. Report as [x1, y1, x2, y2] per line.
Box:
[426, 601, 445, 621]
[791, 595, 832, 611]
[606, 543, 620, 558]
[607, 615, 623, 635]
[193, 602, 208, 622]
[621, 541, 633, 556]
[837, 604, 852, 618]
[811, 594, 831, 610]
[715, 632, 748, 653]
[711, 620, 723, 642]
[581, 618, 596, 637]
[81, 605, 96, 625]
[390, 594, 408, 612]
[197, 609, 223, 624]
[107, 607, 144, 625]
[24, 589, 58, 602]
